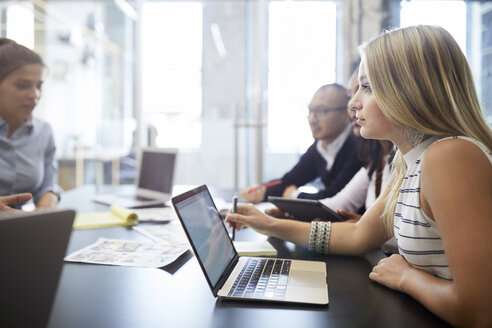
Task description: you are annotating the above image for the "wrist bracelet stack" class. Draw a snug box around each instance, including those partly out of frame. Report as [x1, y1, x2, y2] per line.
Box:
[308, 221, 332, 254]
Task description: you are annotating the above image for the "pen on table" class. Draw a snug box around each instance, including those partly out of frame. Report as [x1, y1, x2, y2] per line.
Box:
[248, 180, 282, 193]
[232, 194, 238, 241]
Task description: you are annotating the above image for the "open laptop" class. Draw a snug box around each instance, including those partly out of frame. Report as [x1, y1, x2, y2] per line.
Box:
[0, 209, 75, 328]
[92, 147, 177, 208]
[172, 185, 328, 305]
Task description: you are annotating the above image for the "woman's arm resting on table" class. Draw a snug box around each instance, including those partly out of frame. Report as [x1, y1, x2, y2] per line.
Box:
[34, 128, 61, 209]
[371, 139, 492, 327]
[329, 193, 389, 255]
[36, 191, 59, 209]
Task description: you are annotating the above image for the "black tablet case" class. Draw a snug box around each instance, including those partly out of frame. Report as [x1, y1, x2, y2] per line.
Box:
[268, 196, 344, 222]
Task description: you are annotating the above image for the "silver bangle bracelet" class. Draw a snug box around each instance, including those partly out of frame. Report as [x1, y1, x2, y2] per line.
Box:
[308, 221, 332, 254]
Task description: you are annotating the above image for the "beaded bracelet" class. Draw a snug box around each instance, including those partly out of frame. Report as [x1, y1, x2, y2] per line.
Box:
[308, 221, 332, 254]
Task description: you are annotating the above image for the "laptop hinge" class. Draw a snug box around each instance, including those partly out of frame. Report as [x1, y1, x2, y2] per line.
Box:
[213, 254, 240, 296]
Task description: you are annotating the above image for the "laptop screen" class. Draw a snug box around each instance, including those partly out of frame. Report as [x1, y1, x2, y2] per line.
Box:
[173, 187, 236, 288]
[138, 150, 176, 193]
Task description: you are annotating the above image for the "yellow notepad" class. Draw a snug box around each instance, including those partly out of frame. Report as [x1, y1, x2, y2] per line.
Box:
[73, 205, 138, 230]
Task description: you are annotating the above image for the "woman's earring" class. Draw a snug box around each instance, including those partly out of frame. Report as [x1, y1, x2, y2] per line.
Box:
[404, 127, 424, 147]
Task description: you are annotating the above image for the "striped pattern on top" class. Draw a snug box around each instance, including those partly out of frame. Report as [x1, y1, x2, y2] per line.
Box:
[394, 136, 492, 281]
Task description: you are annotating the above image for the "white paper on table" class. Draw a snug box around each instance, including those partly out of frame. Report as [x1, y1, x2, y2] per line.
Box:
[133, 223, 189, 247]
[64, 237, 188, 268]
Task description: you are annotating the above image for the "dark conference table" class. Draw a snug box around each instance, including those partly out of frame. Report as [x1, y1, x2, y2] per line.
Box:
[48, 185, 450, 328]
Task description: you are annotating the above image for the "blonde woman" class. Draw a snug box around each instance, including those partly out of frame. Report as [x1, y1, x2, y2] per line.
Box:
[227, 25, 492, 327]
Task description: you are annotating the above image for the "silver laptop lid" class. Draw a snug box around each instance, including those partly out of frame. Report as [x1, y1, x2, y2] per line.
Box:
[0, 209, 75, 327]
[172, 185, 237, 295]
[136, 147, 177, 199]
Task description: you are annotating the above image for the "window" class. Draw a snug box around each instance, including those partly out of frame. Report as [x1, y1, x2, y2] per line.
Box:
[400, 0, 467, 51]
[400, 0, 492, 124]
[142, 2, 203, 148]
[267, 1, 337, 152]
[1, 1, 137, 188]
[6, 3, 34, 48]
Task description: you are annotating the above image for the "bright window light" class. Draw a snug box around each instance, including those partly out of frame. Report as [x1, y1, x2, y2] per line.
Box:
[268, 1, 337, 152]
[6, 4, 34, 49]
[142, 2, 203, 148]
[400, 0, 467, 51]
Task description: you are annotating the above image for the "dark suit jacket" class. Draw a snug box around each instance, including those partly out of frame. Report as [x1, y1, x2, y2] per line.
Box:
[263, 133, 363, 200]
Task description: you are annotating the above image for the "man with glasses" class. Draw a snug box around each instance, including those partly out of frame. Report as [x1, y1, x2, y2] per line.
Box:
[241, 83, 363, 203]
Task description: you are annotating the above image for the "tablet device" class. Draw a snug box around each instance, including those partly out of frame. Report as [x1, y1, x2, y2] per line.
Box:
[267, 196, 344, 222]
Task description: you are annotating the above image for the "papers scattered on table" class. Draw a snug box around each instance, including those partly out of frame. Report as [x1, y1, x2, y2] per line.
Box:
[132, 223, 276, 257]
[133, 223, 189, 247]
[233, 240, 277, 257]
[73, 205, 138, 230]
[64, 237, 188, 268]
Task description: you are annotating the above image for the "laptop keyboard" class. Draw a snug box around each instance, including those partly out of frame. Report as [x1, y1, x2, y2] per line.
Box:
[228, 258, 291, 300]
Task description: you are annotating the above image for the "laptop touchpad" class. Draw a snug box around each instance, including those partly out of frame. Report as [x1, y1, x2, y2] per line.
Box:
[289, 270, 325, 288]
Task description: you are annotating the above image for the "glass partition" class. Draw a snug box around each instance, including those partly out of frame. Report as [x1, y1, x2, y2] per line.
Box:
[1, 0, 490, 191]
[0, 0, 137, 189]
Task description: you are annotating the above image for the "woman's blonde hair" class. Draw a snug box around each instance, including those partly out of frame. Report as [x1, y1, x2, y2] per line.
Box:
[360, 25, 492, 235]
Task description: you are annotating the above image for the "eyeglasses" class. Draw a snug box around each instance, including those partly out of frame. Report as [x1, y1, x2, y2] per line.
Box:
[307, 106, 347, 118]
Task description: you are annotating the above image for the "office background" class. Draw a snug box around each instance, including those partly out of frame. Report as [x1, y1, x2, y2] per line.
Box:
[1, 0, 491, 191]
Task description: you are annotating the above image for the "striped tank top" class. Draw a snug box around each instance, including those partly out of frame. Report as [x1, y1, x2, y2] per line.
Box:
[394, 136, 492, 280]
